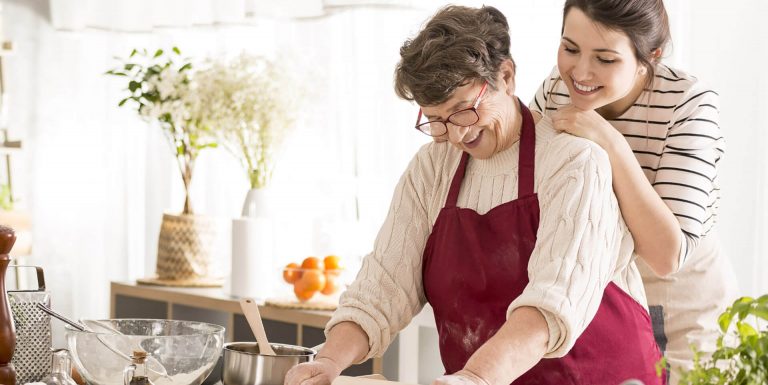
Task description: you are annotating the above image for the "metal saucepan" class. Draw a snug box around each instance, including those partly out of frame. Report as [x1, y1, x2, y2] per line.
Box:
[222, 342, 316, 385]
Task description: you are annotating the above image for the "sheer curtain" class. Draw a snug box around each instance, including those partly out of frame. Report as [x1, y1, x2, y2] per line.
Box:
[2, 0, 766, 349]
[4, 0, 441, 346]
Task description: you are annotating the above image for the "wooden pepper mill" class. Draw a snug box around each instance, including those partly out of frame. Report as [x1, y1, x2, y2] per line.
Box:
[0, 225, 17, 385]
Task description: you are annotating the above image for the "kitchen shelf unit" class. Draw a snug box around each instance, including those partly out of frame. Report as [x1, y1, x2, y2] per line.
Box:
[110, 281, 387, 384]
[110, 281, 443, 385]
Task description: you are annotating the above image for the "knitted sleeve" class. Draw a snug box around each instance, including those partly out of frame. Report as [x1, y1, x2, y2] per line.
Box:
[324, 143, 442, 360]
[507, 135, 627, 357]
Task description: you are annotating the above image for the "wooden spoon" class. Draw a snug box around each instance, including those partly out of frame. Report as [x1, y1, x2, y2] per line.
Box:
[239, 298, 277, 356]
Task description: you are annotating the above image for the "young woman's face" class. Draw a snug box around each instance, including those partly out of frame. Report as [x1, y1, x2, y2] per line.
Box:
[558, 8, 647, 116]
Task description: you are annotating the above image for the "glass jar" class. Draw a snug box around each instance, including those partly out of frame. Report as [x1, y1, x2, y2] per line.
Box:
[123, 351, 155, 385]
[40, 349, 77, 385]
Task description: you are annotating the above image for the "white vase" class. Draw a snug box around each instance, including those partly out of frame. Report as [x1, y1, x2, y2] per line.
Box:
[228, 188, 275, 299]
[240, 188, 273, 218]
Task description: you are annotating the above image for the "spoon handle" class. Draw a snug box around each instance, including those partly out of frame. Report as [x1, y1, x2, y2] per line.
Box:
[36, 303, 87, 331]
[239, 298, 277, 356]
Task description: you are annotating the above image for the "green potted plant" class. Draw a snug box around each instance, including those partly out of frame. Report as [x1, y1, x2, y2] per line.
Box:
[678, 295, 768, 385]
[107, 48, 227, 286]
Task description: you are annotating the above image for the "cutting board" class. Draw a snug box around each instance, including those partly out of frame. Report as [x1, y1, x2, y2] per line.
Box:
[333, 374, 420, 385]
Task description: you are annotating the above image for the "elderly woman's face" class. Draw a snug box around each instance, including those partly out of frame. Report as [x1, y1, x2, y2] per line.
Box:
[420, 78, 519, 160]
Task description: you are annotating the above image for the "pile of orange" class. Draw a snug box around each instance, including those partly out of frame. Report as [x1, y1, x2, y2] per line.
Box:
[283, 255, 343, 302]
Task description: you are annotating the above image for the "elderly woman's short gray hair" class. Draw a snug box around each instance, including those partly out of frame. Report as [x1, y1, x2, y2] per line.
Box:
[393, 5, 514, 106]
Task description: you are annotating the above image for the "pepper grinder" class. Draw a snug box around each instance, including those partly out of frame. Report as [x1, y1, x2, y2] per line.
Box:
[0, 225, 17, 385]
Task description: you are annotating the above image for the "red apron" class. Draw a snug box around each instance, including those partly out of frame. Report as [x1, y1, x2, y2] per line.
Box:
[422, 102, 664, 385]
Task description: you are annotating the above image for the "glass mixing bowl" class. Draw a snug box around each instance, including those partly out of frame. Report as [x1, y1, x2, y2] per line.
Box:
[66, 319, 224, 385]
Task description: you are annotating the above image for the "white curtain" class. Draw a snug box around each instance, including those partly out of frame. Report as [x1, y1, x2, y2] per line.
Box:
[2, 0, 766, 348]
[45, 0, 449, 31]
[4, 0, 441, 346]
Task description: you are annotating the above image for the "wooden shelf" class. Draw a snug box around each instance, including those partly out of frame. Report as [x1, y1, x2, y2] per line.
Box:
[110, 281, 386, 384]
[110, 281, 334, 329]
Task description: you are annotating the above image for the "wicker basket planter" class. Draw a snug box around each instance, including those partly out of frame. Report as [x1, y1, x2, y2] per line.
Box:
[138, 213, 228, 287]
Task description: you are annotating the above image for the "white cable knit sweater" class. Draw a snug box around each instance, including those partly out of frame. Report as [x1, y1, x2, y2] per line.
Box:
[326, 117, 646, 361]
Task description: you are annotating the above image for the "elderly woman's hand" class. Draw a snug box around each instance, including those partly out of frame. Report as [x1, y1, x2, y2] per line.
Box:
[284, 357, 343, 385]
[431, 369, 491, 385]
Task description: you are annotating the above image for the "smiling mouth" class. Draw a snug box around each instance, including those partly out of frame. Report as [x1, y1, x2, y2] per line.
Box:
[463, 130, 483, 148]
[572, 80, 602, 94]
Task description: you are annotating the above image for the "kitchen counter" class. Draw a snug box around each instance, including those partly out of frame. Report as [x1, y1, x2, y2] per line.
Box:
[110, 281, 381, 384]
[111, 281, 442, 384]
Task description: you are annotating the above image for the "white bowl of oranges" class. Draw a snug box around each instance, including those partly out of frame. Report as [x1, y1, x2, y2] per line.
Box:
[282, 255, 346, 303]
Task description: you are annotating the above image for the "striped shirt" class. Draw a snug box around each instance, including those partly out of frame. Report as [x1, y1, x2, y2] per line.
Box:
[530, 64, 724, 268]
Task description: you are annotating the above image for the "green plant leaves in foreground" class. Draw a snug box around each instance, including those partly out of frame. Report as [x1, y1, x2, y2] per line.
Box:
[679, 295, 768, 385]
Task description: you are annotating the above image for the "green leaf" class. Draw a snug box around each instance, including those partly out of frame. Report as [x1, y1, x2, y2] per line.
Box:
[154, 49, 164, 58]
[128, 81, 141, 93]
[733, 298, 753, 321]
[129, 48, 138, 58]
[737, 321, 758, 337]
[123, 63, 135, 71]
[0, 184, 13, 210]
[752, 304, 768, 321]
[719, 311, 733, 333]
[118, 98, 129, 107]
[172, 46, 181, 55]
[179, 63, 192, 72]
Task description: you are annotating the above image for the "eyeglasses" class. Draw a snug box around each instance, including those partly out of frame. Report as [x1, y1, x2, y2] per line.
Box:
[414, 82, 488, 137]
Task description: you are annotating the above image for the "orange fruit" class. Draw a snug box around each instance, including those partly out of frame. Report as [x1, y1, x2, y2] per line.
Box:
[301, 256, 323, 271]
[283, 262, 301, 284]
[321, 273, 340, 295]
[294, 285, 316, 302]
[297, 269, 326, 292]
[323, 255, 341, 271]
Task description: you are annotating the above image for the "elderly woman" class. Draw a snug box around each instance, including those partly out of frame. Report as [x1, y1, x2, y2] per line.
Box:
[286, 5, 663, 385]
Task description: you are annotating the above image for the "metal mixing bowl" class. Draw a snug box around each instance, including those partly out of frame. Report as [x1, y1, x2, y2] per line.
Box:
[222, 342, 316, 385]
[66, 319, 225, 385]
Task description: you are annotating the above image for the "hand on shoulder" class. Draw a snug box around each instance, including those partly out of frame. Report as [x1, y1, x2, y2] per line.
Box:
[551, 105, 619, 150]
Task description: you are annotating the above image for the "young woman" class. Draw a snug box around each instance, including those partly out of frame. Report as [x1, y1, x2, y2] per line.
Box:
[529, 0, 738, 382]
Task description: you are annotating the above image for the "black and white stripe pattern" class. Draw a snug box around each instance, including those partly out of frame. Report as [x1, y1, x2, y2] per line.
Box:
[530, 64, 724, 266]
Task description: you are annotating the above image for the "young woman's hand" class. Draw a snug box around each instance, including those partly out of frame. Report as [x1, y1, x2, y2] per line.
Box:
[284, 356, 343, 385]
[432, 369, 491, 385]
[551, 105, 618, 150]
